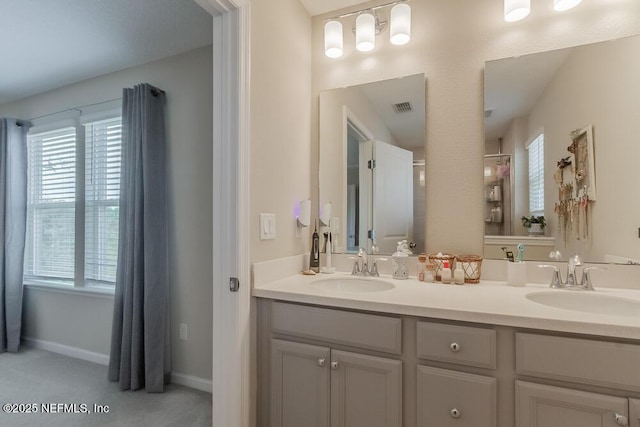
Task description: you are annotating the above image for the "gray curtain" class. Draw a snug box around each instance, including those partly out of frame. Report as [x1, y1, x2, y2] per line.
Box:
[108, 84, 170, 392]
[0, 119, 29, 353]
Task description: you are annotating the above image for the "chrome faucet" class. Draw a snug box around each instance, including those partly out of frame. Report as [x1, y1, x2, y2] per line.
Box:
[351, 248, 385, 277]
[538, 255, 605, 291]
[566, 254, 582, 286]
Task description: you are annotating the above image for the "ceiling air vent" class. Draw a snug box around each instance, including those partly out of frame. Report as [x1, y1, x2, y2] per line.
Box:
[392, 101, 413, 113]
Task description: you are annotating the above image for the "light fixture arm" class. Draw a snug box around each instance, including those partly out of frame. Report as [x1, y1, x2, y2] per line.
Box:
[324, 0, 410, 22]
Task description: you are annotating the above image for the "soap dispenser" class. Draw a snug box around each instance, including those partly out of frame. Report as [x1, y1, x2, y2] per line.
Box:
[392, 242, 409, 280]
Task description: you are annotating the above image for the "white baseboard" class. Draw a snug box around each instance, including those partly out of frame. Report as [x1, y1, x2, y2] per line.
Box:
[23, 337, 212, 393]
[23, 337, 110, 366]
[171, 372, 213, 393]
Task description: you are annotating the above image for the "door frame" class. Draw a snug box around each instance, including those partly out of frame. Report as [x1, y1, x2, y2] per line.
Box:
[193, 1, 251, 426]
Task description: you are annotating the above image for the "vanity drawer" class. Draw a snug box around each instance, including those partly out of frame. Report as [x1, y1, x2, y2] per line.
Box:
[271, 302, 402, 355]
[516, 333, 640, 392]
[416, 322, 496, 369]
[417, 365, 497, 427]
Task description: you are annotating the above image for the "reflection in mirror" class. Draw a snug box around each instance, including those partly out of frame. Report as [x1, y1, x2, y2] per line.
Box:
[320, 74, 425, 255]
[483, 35, 640, 264]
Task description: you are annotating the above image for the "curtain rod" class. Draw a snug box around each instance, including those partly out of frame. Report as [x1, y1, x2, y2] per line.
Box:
[27, 97, 122, 122]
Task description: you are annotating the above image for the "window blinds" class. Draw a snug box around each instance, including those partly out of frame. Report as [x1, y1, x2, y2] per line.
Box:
[527, 134, 544, 215]
[25, 127, 77, 279]
[85, 117, 122, 283]
[24, 116, 122, 285]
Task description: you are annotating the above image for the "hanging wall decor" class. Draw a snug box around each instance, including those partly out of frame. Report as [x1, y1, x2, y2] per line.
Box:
[569, 125, 596, 200]
[554, 125, 596, 245]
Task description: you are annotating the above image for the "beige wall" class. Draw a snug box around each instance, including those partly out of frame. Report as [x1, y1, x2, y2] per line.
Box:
[1, 47, 213, 381]
[250, 0, 312, 263]
[311, 0, 640, 257]
[527, 36, 640, 261]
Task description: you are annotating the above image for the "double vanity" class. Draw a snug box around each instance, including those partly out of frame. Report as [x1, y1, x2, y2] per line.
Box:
[253, 266, 640, 427]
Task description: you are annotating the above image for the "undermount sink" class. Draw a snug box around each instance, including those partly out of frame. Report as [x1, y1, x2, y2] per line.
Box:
[311, 277, 395, 293]
[526, 291, 640, 317]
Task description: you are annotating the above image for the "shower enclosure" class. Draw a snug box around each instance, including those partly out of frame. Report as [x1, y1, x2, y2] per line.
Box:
[484, 154, 513, 236]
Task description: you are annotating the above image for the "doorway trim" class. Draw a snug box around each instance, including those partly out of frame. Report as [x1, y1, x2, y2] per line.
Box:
[194, 0, 251, 426]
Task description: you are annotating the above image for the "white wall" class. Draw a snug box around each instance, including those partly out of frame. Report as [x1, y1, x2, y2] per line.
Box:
[0, 47, 213, 381]
[311, 0, 640, 257]
[527, 36, 640, 261]
[250, 0, 312, 264]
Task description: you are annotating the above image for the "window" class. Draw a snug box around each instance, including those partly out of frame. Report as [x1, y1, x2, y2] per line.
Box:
[527, 133, 544, 215]
[25, 115, 122, 287]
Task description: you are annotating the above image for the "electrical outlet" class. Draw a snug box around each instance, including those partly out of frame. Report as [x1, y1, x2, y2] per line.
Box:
[179, 323, 188, 341]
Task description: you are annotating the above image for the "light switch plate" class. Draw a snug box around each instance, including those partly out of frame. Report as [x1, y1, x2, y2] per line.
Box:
[260, 213, 276, 240]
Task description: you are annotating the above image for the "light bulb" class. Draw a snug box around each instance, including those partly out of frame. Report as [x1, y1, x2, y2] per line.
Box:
[504, 0, 530, 22]
[553, 0, 583, 11]
[390, 3, 411, 45]
[356, 12, 375, 52]
[324, 20, 343, 58]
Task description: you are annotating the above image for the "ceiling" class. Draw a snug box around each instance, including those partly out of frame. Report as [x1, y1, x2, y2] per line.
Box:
[484, 48, 573, 142]
[299, 0, 365, 16]
[357, 73, 425, 150]
[0, 0, 212, 105]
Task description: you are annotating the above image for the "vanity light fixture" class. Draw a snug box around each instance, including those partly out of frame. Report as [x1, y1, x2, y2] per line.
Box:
[323, 0, 411, 58]
[390, 3, 411, 45]
[505, 0, 583, 22]
[356, 12, 376, 52]
[553, 0, 583, 11]
[504, 0, 530, 22]
[324, 20, 343, 58]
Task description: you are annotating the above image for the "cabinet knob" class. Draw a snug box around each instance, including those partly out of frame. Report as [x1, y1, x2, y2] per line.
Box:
[615, 414, 628, 426]
[317, 358, 326, 367]
[450, 408, 461, 419]
[450, 342, 461, 352]
[331, 361, 340, 370]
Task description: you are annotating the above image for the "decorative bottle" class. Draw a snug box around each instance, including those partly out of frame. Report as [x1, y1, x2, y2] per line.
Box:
[441, 260, 452, 284]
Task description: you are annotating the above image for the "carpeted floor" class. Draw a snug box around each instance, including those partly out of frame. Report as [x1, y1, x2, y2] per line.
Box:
[0, 347, 212, 427]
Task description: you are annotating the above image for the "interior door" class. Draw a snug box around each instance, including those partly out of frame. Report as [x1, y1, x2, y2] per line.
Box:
[372, 140, 413, 254]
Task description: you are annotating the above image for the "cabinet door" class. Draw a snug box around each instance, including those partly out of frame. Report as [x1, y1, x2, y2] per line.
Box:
[271, 339, 330, 427]
[417, 365, 497, 427]
[330, 350, 402, 427]
[631, 398, 640, 427]
[516, 381, 628, 427]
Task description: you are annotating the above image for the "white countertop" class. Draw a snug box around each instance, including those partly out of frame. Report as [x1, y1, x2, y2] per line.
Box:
[252, 272, 640, 340]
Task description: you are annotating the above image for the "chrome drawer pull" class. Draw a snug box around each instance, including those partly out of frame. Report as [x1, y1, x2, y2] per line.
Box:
[317, 358, 326, 367]
[450, 408, 461, 419]
[331, 361, 340, 370]
[615, 414, 628, 426]
[450, 342, 461, 352]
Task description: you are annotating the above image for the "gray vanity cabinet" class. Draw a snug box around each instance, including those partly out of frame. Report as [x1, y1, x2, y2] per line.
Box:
[270, 339, 402, 427]
[265, 302, 403, 427]
[329, 349, 402, 427]
[515, 333, 640, 427]
[417, 366, 497, 427]
[270, 339, 330, 427]
[416, 321, 498, 427]
[630, 399, 640, 427]
[516, 381, 629, 427]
